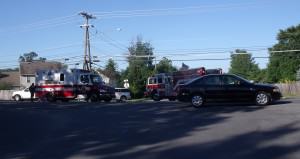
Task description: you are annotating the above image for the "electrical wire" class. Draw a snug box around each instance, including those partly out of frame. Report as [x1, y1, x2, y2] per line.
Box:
[92, 2, 261, 19]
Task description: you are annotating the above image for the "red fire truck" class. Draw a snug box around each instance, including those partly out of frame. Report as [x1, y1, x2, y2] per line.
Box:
[35, 69, 115, 102]
[145, 67, 222, 101]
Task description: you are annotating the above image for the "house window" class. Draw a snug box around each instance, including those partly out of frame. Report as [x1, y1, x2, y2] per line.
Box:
[60, 73, 65, 81]
[26, 76, 31, 83]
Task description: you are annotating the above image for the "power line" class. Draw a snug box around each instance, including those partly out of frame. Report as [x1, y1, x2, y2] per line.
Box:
[1, 48, 299, 69]
[270, 49, 300, 53]
[0, 14, 78, 34]
[92, 2, 261, 19]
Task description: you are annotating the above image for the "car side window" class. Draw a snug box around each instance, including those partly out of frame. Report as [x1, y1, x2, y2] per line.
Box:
[203, 76, 221, 86]
[223, 76, 242, 85]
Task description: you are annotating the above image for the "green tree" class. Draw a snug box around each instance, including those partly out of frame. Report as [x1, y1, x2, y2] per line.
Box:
[99, 59, 120, 87]
[103, 59, 118, 80]
[229, 49, 261, 80]
[155, 57, 177, 73]
[18, 51, 46, 62]
[126, 37, 154, 98]
[267, 24, 300, 83]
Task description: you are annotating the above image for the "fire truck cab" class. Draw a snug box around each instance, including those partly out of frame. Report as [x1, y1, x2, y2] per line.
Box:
[146, 73, 175, 101]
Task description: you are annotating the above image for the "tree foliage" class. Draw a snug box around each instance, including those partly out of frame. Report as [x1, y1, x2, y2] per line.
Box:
[229, 49, 261, 81]
[18, 51, 46, 62]
[155, 57, 177, 73]
[103, 59, 118, 81]
[267, 24, 300, 82]
[126, 37, 155, 98]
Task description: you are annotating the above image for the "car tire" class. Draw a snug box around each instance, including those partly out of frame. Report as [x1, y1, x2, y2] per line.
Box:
[14, 95, 22, 101]
[120, 96, 127, 102]
[255, 91, 270, 106]
[191, 94, 204, 108]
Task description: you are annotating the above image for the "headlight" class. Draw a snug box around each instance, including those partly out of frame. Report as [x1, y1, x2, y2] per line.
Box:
[273, 88, 281, 92]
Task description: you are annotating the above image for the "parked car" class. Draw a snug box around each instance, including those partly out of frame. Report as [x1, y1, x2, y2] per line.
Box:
[176, 74, 282, 108]
[115, 88, 131, 102]
[12, 87, 36, 101]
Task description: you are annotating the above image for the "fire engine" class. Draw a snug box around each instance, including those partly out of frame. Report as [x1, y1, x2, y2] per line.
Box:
[145, 67, 222, 101]
[35, 69, 115, 102]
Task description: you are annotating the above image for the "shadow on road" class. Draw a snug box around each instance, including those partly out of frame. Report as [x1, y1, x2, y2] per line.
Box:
[0, 99, 298, 159]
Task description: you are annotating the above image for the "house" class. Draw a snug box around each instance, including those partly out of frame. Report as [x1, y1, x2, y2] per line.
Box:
[0, 71, 20, 89]
[98, 73, 117, 87]
[20, 61, 63, 88]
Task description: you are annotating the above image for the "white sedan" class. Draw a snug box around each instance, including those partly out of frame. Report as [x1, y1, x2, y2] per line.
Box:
[12, 88, 35, 101]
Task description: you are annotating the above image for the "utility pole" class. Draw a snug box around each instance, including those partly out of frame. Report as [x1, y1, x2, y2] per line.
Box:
[79, 12, 96, 71]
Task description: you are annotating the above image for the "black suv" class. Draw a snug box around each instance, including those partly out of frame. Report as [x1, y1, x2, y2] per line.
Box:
[176, 74, 282, 108]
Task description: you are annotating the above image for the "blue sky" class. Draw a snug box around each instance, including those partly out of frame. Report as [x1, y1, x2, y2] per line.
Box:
[0, 0, 299, 72]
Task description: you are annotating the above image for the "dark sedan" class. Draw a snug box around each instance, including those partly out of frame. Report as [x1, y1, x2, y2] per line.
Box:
[176, 74, 282, 108]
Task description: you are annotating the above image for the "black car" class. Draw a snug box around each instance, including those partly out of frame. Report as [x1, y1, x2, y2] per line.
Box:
[176, 74, 282, 108]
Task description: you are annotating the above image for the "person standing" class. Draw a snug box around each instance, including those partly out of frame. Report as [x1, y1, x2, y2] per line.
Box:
[29, 83, 35, 102]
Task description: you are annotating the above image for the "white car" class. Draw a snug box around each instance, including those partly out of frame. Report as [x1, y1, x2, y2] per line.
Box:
[12, 88, 35, 101]
[115, 88, 131, 102]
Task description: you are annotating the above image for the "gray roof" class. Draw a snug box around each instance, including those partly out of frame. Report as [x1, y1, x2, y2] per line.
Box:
[20, 61, 63, 75]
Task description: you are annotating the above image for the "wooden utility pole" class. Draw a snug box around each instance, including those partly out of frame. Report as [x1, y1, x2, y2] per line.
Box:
[79, 12, 96, 71]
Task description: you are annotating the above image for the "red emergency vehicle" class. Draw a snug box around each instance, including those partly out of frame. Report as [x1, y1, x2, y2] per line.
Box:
[35, 69, 115, 102]
[145, 67, 222, 101]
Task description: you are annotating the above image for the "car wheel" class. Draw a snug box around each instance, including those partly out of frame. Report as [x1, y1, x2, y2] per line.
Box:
[191, 94, 204, 108]
[120, 96, 127, 102]
[255, 92, 270, 106]
[14, 95, 22, 101]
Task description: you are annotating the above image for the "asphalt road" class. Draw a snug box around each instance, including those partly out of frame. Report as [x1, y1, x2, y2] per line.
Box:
[1, 99, 300, 159]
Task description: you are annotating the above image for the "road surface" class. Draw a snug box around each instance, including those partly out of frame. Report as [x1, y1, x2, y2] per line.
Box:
[1, 99, 300, 159]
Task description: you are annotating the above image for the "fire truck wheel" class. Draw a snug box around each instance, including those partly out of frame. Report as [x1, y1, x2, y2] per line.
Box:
[62, 99, 69, 102]
[89, 93, 99, 102]
[152, 94, 160, 101]
[46, 93, 56, 102]
[104, 98, 112, 103]
[168, 97, 176, 101]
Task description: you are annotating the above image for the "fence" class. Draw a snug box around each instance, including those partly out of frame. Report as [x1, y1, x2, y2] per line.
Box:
[276, 82, 300, 97]
[0, 90, 14, 100]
